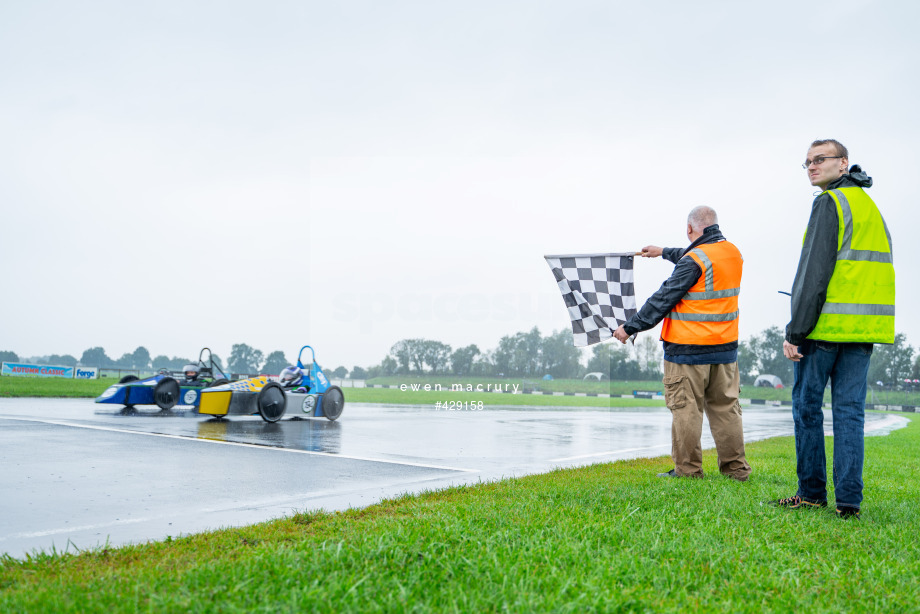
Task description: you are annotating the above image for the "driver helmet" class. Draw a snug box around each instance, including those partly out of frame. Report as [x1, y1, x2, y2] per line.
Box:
[279, 365, 303, 387]
[182, 364, 200, 381]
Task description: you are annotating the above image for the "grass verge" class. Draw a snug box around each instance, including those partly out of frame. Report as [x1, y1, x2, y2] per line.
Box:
[0, 377, 113, 398]
[2, 416, 917, 612]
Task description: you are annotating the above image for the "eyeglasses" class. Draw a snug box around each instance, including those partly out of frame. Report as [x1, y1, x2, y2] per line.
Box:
[802, 156, 842, 169]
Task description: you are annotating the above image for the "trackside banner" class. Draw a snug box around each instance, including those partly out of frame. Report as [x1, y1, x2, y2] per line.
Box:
[74, 367, 99, 379]
[2, 362, 75, 378]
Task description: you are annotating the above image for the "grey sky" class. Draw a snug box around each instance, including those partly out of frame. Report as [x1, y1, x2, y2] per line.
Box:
[2, 1, 918, 370]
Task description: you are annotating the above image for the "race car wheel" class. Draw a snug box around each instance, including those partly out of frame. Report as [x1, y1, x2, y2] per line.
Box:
[257, 382, 287, 423]
[119, 375, 139, 384]
[208, 378, 230, 388]
[321, 386, 345, 421]
[154, 377, 180, 410]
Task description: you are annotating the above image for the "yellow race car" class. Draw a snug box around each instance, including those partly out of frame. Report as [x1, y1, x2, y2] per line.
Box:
[198, 346, 344, 423]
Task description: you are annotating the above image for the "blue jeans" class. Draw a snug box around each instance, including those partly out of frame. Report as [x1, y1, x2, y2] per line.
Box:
[792, 339, 873, 509]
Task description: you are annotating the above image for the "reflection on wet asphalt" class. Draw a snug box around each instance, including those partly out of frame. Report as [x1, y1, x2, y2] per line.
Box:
[0, 398, 908, 558]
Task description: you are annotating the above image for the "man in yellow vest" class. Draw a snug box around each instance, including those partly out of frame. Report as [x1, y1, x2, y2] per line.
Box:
[613, 206, 752, 481]
[773, 139, 895, 520]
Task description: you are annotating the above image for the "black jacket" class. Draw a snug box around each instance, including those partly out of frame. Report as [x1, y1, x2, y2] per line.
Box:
[785, 166, 873, 346]
[623, 224, 738, 355]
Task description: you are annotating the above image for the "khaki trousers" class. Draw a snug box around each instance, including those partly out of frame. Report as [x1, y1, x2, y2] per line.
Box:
[662, 361, 752, 480]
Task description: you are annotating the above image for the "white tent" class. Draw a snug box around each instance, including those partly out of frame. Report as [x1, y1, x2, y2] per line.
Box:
[754, 374, 783, 388]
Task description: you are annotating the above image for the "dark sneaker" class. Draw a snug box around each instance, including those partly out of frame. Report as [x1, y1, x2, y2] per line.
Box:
[836, 506, 860, 520]
[656, 469, 678, 478]
[768, 495, 827, 509]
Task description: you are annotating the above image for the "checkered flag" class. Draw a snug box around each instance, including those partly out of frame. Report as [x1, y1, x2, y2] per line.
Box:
[544, 253, 637, 346]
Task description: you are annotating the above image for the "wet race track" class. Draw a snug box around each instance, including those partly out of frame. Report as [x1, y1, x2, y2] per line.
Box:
[0, 398, 907, 558]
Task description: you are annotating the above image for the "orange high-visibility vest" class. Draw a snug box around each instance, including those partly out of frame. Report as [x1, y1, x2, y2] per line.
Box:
[660, 240, 743, 345]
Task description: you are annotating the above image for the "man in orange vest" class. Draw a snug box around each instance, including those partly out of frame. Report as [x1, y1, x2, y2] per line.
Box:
[613, 206, 752, 481]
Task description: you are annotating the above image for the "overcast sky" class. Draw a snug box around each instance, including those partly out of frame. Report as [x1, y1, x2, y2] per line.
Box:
[2, 1, 918, 370]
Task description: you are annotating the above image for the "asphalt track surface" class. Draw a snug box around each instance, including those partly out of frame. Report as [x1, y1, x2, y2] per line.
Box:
[0, 398, 907, 559]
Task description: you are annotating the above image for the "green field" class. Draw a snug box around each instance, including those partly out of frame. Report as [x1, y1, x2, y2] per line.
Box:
[1, 415, 917, 611]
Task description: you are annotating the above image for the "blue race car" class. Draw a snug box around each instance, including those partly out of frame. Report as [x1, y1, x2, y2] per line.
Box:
[95, 348, 231, 411]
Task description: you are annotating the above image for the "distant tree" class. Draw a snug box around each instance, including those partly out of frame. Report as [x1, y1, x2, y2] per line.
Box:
[350, 365, 368, 379]
[406, 339, 427, 373]
[868, 333, 914, 385]
[332, 366, 348, 378]
[131, 347, 151, 370]
[151, 355, 171, 370]
[540, 329, 582, 379]
[0, 350, 19, 363]
[635, 336, 663, 378]
[170, 357, 191, 370]
[450, 345, 480, 376]
[748, 326, 793, 385]
[494, 327, 542, 377]
[367, 356, 398, 379]
[587, 342, 644, 381]
[380, 356, 398, 376]
[227, 343, 263, 375]
[389, 340, 411, 374]
[420, 340, 451, 374]
[80, 347, 113, 367]
[470, 350, 496, 376]
[586, 343, 613, 375]
[262, 351, 289, 375]
[47, 354, 78, 367]
[913, 354, 920, 380]
[737, 340, 757, 385]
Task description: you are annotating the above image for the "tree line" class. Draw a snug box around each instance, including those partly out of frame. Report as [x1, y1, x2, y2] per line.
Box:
[364, 328, 666, 380]
[363, 326, 920, 385]
[0, 346, 350, 379]
[2, 327, 918, 385]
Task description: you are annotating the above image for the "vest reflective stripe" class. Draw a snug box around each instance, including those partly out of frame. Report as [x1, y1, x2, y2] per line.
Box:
[665, 310, 739, 322]
[806, 187, 895, 344]
[837, 249, 892, 264]
[831, 189, 894, 264]
[684, 288, 741, 300]
[661, 240, 743, 346]
[689, 247, 715, 290]
[819, 303, 895, 317]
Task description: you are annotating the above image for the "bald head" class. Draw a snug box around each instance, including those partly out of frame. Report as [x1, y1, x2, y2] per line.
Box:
[687, 206, 718, 233]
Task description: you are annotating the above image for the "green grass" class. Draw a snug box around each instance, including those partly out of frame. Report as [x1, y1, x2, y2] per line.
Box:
[2, 415, 917, 612]
[0, 376, 114, 398]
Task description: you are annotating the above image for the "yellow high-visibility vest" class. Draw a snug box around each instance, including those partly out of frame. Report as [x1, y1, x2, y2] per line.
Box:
[806, 187, 895, 344]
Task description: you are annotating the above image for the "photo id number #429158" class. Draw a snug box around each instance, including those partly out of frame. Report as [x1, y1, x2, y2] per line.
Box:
[435, 401, 484, 411]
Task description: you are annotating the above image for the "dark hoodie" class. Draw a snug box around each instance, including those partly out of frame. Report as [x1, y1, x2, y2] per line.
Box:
[622, 224, 739, 364]
[784, 165, 873, 346]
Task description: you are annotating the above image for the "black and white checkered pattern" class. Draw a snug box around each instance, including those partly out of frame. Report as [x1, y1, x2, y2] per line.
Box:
[545, 253, 637, 346]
